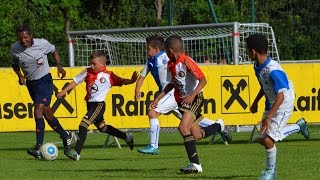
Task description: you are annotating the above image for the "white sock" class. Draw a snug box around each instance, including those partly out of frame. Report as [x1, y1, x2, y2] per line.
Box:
[282, 124, 300, 138]
[266, 145, 277, 172]
[149, 118, 160, 149]
[198, 118, 214, 127]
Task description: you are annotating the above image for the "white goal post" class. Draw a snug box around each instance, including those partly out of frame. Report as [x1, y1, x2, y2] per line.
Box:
[67, 22, 279, 67]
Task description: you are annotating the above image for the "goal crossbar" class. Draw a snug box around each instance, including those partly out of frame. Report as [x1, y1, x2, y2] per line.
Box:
[67, 22, 279, 67]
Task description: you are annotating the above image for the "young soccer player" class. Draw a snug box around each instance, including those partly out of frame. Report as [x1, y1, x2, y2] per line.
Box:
[150, 35, 224, 173]
[246, 34, 310, 180]
[57, 50, 138, 161]
[135, 35, 230, 155]
[10, 24, 72, 159]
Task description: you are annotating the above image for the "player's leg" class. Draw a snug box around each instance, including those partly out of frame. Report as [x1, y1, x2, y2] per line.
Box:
[257, 112, 292, 180]
[179, 112, 202, 173]
[39, 73, 71, 155]
[295, 118, 310, 139]
[95, 121, 134, 150]
[191, 117, 222, 141]
[258, 136, 276, 180]
[68, 102, 105, 161]
[26, 103, 46, 158]
[147, 110, 161, 149]
[179, 92, 204, 173]
[25, 78, 46, 158]
[138, 92, 177, 155]
[198, 118, 214, 127]
[137, 109, 160, 155]
[43, 106, 72, 155]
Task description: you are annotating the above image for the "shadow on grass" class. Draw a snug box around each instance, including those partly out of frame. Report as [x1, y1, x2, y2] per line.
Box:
[0, 138, 319, 151]
[38, 167, 256, 179]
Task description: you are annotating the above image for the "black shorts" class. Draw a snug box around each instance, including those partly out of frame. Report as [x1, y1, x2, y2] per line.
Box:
[84, 102, 106, 125]
[178, 91, 204, 121]
[26, 73, 53, 106]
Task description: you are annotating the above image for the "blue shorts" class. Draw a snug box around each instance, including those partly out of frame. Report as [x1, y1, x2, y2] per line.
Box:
[26, 73, 53, 106]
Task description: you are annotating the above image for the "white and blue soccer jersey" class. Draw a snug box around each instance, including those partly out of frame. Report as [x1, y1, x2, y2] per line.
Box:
[140, 51, 171, 91]
[254, 57, 295, 112]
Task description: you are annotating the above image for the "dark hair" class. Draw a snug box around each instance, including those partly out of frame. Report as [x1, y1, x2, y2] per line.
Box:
[246, 34, 268, 54]
[146, 35, 165, 50]
[164, 35, 183, 52]
[16, 24, 32, 34]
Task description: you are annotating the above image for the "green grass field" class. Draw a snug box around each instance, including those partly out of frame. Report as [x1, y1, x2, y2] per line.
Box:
[0, 126, 319, 180]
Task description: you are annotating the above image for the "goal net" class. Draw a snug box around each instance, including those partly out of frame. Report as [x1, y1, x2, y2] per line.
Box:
[67, 22, 279, 67]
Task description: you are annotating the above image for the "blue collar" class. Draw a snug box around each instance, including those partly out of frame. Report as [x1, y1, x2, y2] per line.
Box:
[148, 51, 165, 61]
[254, 56, 271, 72]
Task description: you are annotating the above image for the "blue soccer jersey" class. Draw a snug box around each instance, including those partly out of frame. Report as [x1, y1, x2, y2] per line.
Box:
[254, 57, 295, 112]
[140, 51, 171, 91]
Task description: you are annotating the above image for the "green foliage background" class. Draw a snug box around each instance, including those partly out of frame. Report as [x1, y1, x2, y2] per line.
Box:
[0, 0, 319, 67]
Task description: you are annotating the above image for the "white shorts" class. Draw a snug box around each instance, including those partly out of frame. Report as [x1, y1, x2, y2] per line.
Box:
[258, 111, 293, 141]
[154, 90, 182, 119]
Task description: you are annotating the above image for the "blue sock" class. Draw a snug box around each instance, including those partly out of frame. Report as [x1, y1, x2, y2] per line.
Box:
[35, 118, 45, 146]
[46, 117, 68, 139]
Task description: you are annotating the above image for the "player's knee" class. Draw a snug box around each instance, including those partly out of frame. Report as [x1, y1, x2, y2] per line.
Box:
[193, 134, 202, 141]
[43, 107, 54, 120]
[96, 122, 107, 132]
[148, 109, 158, 119]
[178, 125, 190, 136]
[79, 117, 91, 129]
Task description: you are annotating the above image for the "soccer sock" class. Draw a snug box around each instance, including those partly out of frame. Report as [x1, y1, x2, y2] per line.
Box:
[35, 118, 45, 146]
[75, 126, 88, 155]
[282, 124, 300, 138]
[149, 118, 160, 148]
[200, 123, 221, 139]
[183, 134, 199, 165]
[46, 117, 68, 139]
[105, 125, 126, 140]
[198, 118, 214, 127]
[266, 145, 277, 172]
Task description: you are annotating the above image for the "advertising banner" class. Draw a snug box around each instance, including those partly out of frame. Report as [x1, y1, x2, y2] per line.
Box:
[0, 63, 319, 131]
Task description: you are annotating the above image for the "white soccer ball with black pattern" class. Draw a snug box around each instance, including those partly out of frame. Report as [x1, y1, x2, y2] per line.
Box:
[40, 143, 58, 161]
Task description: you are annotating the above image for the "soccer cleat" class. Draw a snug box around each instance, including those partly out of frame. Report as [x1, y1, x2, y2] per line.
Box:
[62, 131, 73, 156]
[67, 150, 80, 161]
[215, 118, 225, 132]
[296, 118, 310, 139]
[125, 133, 134, 150]
[137, 144, 159, 155]
[27, 144, 42, 159]
[179, 163, 203, 173]
[258, 169, 276, 180]
[220, 130, 232, 144]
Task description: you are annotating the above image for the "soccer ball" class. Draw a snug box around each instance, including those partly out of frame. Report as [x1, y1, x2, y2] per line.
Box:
[39, 143, 58, 161]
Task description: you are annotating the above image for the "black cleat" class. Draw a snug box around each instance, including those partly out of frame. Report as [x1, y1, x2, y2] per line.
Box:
[27, 144, 42, 159]
[220, 130, 232, 144]
[125, 133, 134, 150]
[62, 131, 72, 156]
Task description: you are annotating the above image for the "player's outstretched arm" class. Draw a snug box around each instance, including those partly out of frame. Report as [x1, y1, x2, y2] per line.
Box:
[134, 75, 145, 101]
[57, 81, 78, 99]
[123, 71, 139, 85]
